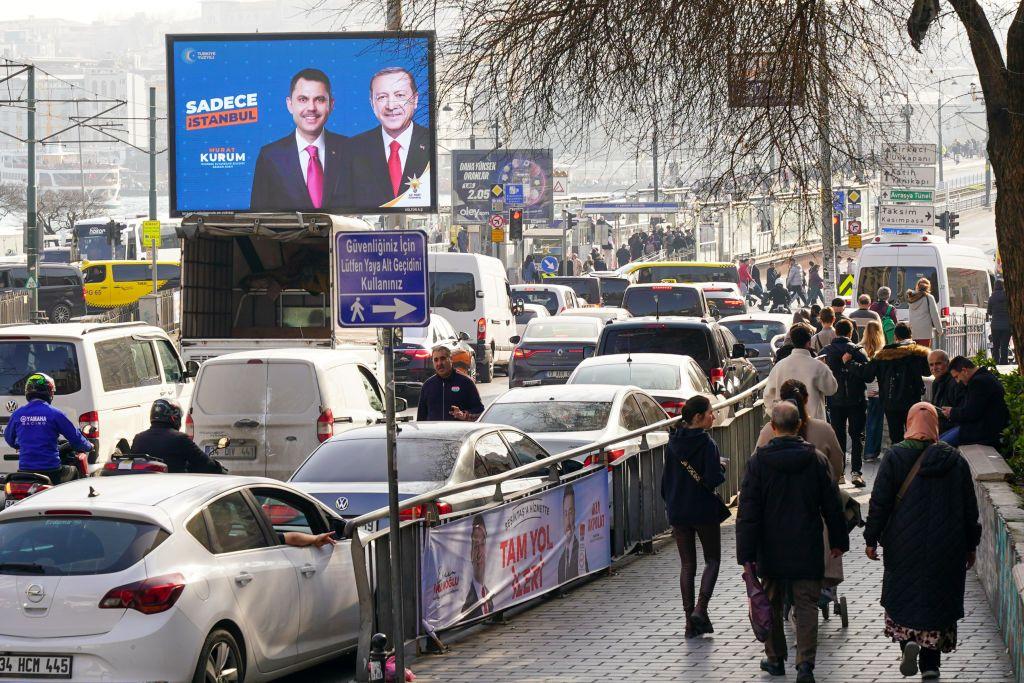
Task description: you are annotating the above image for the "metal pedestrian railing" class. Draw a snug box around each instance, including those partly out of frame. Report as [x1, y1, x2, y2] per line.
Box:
[0, 290, 31, 324]
[937, 306, 989, 358]
[344, 379, 767, 679]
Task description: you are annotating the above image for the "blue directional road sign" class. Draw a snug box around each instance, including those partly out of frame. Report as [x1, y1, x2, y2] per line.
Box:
[540, 255, 559, 274]
[832, 190, 846, 213]
[504, 183, 525, 206]
[336, 231, 429, 328]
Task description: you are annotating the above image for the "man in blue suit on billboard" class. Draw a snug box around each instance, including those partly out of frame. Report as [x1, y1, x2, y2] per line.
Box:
[249, 68, 349, 211]
[346, 67, 431, 208]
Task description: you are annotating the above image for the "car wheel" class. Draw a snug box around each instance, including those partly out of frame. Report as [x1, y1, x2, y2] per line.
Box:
[192, 628, 244, 683]
[476, 360, 493, 384]
[47, 303, 72, 323]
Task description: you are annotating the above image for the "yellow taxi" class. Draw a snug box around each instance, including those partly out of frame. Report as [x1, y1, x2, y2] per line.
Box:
[81, 260, 181, 310]
[620, 260, 739, 285]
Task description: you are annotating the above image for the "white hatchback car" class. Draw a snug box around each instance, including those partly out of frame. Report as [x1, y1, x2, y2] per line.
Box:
[0, 475, 357, 682]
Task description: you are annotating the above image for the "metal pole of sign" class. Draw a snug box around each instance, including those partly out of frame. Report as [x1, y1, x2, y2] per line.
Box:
[149, 88, 158, 300]
[382, 326, 405, 679]
[26, 65, 40, 322]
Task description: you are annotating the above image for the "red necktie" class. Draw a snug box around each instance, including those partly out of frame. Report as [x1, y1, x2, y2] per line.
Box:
[305, 145, 323, 208]
[388, 140, 403, 197]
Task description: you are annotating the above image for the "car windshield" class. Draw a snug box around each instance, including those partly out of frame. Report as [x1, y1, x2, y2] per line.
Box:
[571, 363, 680, 390]
[0, 517, 166, 576]
[550, 278, 599, 304]
[857, 266, 939, 309]
[601, 327, 713, 370]
[623, 288, 703, 317]
[637, 265, 738, 284]
[516, 310, 539, 325]
[720, 320, 787, 344]
[0, 341, 81, 395]
[513, 290, 559, 314]
[524, 320, 599, 340]
[482, 401, 612, 433]
[597, 278, 628, 306]
[290, 437, 462, 483]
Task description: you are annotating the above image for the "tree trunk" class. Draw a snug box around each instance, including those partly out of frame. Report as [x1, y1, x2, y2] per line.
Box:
[990, 118, 1024, 372]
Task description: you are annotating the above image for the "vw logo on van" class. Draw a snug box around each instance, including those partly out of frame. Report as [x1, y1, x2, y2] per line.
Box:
[334, 497, 350, 512]
[4, 401, 15, 413]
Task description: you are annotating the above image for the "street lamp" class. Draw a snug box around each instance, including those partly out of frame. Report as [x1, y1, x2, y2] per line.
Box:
[441, 101, 476, 150]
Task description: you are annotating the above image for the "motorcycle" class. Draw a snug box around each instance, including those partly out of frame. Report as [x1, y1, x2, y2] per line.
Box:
[98, 436, 230, 476]
[2, 426, 96, 508]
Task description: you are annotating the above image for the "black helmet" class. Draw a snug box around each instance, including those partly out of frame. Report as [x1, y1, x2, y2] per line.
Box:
[150, 398, 183, 429]
[24, 373, 55, 403]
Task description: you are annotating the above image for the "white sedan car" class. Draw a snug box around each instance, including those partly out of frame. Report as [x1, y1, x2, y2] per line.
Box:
[0, 475, 357, 682]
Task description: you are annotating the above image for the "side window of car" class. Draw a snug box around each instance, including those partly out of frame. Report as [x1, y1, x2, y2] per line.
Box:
[205, 492, 269, 554]
[82, 265, 106, 284]
[357, 366, 385, 413]
[689, 362, 712, 392]
[95, 337, 157, 391]
[155, 339, 185, 384]
[130, 340, 162, 386]
[502, 430, 548, 466]
[250, 487, 326, 537]
[473, 433, 516, 477]
[618, 395, 646, 431]
[635, 393, 668, 428]
[186, 512, 215, 553]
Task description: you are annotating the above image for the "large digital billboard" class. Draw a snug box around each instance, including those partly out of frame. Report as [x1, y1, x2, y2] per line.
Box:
[167, 32, 436, 216]
[451, 149, 554, 225]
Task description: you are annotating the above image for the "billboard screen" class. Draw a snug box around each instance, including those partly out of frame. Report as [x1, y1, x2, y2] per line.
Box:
[451, 149, 553, 225]
[167, 32, 436, 216]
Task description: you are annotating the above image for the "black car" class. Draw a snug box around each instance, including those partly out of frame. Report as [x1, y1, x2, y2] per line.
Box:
[509, 316, 603, 387]
[595, 317, 760, 398]
[546, 276, 602, 306]
[621, 284, 711, 319]
[594, 275, 629, 307]
[0, 263, 86, 323]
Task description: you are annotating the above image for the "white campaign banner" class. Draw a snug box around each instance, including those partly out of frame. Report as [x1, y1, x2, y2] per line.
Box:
[420, 472, 610, 632]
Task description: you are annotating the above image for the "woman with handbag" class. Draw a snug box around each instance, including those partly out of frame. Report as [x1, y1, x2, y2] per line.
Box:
[660, 395, 728, 639]
[864, 402, 981, 680]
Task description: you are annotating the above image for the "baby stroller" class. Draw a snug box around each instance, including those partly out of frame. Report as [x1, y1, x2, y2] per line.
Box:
[785, 490, 865, 628]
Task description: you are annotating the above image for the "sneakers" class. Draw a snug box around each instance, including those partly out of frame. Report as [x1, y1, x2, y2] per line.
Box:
[796, 662, 815, 683]
[901, 641, 921, 676]
[863, 453, 880, 463]
[851, 472, 866, 487]
[921, 671, 940, 680]
[759, 658, 785, 676]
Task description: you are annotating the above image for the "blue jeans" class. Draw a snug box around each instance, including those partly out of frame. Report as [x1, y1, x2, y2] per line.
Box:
[864, 396, 883, 457]
[940, 426, 960, 447]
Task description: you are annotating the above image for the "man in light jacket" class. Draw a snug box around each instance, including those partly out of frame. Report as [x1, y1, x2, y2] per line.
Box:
[765, 323, 838, 420]
[786, 258, 807, 306]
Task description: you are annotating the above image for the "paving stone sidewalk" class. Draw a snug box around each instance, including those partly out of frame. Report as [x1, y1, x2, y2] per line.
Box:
[410, 470, 1015, 683]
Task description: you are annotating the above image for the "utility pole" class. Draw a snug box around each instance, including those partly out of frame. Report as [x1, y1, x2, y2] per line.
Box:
[815, 9, 836, 298]
[937, 97, 944, 183]
[149, 86, 158, 297]
[26, 65, 39, 322]
[652, 123, 659, 202]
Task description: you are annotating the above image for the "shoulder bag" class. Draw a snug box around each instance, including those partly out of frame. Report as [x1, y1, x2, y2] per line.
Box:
[678, 458, 731, 523]
[881, 446, 928, 540]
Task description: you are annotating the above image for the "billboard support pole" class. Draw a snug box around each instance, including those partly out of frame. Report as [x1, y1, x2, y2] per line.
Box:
[150, 87, 158, 298]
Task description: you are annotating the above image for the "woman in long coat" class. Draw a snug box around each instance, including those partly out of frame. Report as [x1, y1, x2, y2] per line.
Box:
[864, 402, 981, 680]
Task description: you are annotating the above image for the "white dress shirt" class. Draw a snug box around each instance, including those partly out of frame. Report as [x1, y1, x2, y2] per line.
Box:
[295, 130, 326, 183]
[381, 124, 414, 172]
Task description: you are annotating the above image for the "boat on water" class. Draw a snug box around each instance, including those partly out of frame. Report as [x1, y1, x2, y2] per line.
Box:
[0, 148, 122, 206]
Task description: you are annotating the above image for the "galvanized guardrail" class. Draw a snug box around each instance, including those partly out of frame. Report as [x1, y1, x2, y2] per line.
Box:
[937, 306, 989, 359]
[0, 290, 31, 325]
[346, 378, 768, 679]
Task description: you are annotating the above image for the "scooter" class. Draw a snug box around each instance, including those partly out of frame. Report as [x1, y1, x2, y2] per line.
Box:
[98, 438, 170, 476]
[2, 426, 96, 508]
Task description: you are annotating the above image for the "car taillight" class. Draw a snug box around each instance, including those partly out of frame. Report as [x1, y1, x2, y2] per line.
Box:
[78, 411, 99, 439]
[400, 501, 452, 521]
[710, 368, 726, 384]
[317, 409, 334, 442]
[660, 400, 687, 417]
[584, 448, 626, 469]
[185, 412, 194, 440]
[262, 503, 301, 525]
[99, 573, 185, 615]
[722, 298, 744, 306]
[4, 481, 49, 500]
[941, 306, 950, 317]
[513, 348, 550, 359]
[401, 349, 431, 359]
[102, 459, 169, 474]
[651, 285, 672, 291]
[477, 318, 486, 342]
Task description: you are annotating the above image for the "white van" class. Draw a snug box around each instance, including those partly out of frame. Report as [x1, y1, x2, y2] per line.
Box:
[511, 283, 580, 315]
[855, 231, 993, 320]
[0, 322, 195, 472]
[428, 252, 516, 383]
[188, 348, 391, 481]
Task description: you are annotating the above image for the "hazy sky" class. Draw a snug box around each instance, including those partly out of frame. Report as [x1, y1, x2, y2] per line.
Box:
[0, 1, 203, 22]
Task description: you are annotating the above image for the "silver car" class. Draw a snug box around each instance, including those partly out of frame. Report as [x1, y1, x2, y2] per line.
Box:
[718, 312, 792, 380]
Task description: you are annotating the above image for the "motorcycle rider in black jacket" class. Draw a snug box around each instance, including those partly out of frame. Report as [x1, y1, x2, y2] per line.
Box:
[130, 399, 224, 473]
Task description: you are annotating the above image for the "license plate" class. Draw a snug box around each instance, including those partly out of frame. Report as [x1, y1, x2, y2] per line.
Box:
[218, 446, 256, 460]
[2, 499, 15, 509]
[0, 654, 72, 679]
[548, 371, 571, 379]
[0, 425, 5, 437]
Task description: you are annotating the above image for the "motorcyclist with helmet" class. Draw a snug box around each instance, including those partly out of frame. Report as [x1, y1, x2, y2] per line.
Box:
[4, 373, 92, 484]
[129, 399, 225, 474]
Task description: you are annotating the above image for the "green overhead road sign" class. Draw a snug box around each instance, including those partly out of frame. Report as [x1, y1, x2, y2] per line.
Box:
[883, 189, 934, 203]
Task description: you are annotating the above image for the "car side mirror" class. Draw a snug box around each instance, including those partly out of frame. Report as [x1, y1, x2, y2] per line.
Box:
[731, 343, 746, 359]
[184, 360, 200, 378]
[745, 347, 760, 358]
[458, 331, 470, 341]
[510, 335, 521, 344]
[395, 397, 408, 413]
[476, 289, 485, 299]
[82, 425, 99, 439]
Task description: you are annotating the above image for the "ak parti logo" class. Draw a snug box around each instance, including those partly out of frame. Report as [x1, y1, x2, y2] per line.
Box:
[184, 93, 259, 131]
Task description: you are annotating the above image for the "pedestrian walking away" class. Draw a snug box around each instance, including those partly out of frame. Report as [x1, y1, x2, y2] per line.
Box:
[987, 279, 1011, 365]
[820, 319, 869, 487]
[616, 244, 631, 269]
[927, 350, 963, 434]
[737, 401, 849, 683]
[416, 345, 485, 421]
[849, 293, 882, 337]
[766, 262, 781, 291]
[906, 278, 943, 347]
[660, 396, 727, 639]
[844, 323, 929, 446]
[807, 262, 825, 306]
[810, 308, 835, 353]
[522, 254, 540, 284]
[864, 403, 981, 681]
[764, 323, 837, 420]
[831, 297, 860, 343]
[870, 287, 899, 344]
[860, 320, 887, 462]
[457, 226, 469, 253]
[940, 355, 1009, 448]
[756, 379, 845, 485]
[786, 258, 807, 306]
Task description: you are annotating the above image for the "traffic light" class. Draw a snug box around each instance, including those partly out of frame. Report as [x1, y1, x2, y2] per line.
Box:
[937, 211, 949, 237]
[509, 208, 523, 241]
[948, 212, 960, 239]
[832, 214, 841, 243]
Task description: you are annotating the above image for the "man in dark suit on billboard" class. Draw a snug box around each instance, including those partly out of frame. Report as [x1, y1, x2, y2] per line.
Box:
[346, 67, 431, 208]
[461, 515, 494, 619]
[558, 484, 589, 584]
[249, 68, 349, 211]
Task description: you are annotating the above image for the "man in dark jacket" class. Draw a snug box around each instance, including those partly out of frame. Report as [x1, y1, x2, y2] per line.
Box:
[941, 356, 1009, 448]
[765, 262, 780, 290]
[737, 402, 848, 683]
[928, 350, 963, 433]
[417, 345, 485, 421]
[869, 286, 900, 327]
[844, 323, 930, 444]
[830, 297, 860, 343]
[616, 244, 631, 268]
[988, 279, 1011, 365]
[821, 319, 868, 487]
[130, 399, 223, 473]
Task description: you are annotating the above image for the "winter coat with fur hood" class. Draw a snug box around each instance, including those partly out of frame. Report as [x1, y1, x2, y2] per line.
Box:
[848, 340, 931, 412]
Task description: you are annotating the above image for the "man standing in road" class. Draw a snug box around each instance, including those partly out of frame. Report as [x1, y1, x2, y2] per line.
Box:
[988, 279, 1011, 364]
[417, 345, 484, 421]
[737, 401, 848, 683]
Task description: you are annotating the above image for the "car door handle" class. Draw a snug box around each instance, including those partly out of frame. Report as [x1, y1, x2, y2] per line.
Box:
[335, 416, 353, 423]
[300, 564, 317, 577]
[491, 319, 501, 324]
[233, 419, 260, 428]
[234, 572, 254, 586]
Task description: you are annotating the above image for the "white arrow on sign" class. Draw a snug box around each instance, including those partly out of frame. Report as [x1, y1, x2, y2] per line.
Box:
[879, 203, 936, 228]
[881, 165, 936, 189]
[372, 298, 417, 320]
